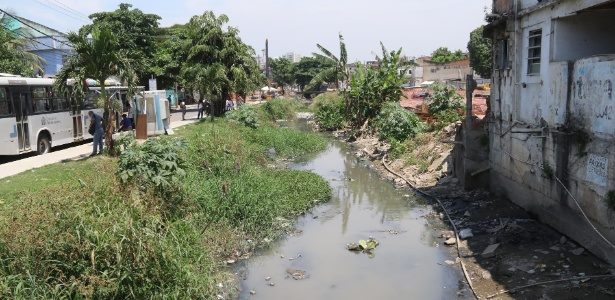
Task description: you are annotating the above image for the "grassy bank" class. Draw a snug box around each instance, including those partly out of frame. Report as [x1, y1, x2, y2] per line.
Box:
[0, 114, 330, 298]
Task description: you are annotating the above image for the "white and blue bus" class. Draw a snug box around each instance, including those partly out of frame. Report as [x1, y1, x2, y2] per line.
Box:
[0, 76, 114, 155]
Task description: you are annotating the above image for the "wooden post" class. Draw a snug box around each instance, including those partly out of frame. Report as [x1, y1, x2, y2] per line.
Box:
[465, 74, 477, 129]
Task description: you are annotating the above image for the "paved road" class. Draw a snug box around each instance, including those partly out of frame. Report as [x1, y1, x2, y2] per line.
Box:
[0, 111, 201, 180]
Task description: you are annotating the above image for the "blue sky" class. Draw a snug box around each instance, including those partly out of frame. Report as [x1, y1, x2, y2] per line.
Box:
[3, 0, 492, 61]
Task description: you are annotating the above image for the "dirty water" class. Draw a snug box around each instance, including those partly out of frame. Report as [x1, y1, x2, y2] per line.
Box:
[238, 140, 469, 299]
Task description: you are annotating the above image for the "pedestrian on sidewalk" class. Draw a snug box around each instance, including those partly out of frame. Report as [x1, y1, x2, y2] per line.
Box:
[180, 100, 186, 120]
[88, 111, 104, 156]
[197, 98, 204, 119]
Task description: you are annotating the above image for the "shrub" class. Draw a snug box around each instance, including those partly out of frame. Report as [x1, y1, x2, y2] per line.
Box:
[389, 139, 407, 159]
[226, 105, 259, 128]
[118, 137, 186, 193]
[432, 108, 463, 130]
[427, 83, 463, 115]
[375, 102, 424, 142]
[312, 93, 345, 130]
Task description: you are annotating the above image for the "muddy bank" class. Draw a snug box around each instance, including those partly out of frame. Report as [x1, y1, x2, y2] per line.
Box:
[344, 127, 615, 299]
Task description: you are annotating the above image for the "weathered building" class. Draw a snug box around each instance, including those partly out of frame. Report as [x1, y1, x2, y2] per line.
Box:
[487, 0, 615, 264]
[408, 56, 474, 87]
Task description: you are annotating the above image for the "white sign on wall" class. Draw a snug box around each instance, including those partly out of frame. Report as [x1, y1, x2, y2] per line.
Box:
[586, 154, 608, 187]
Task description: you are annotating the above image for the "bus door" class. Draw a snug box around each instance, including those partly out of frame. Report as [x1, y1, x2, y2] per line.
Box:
[71, 97, 83, 139]
[11, 90, 31, 151]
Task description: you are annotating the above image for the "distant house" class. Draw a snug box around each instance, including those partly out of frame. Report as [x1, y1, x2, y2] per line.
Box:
[408, 56, 474, 87]
[0, 12, 72, 77]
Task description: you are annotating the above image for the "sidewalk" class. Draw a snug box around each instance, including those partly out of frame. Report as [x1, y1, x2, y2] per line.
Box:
[0, 111, 199, 180]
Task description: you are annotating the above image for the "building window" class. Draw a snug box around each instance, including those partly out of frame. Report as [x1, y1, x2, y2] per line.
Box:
[527, 29, 542, 75]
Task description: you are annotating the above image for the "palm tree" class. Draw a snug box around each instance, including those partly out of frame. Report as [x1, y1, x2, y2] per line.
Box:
[307, 34, 349, 91]
[55, 24, 136, 153]
[180, 11, 260, 117]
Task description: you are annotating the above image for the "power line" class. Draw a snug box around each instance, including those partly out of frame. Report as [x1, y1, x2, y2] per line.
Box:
[48, 0, 90, 20]
[2, 25, 57, 50]
[2, 26, 70, 52]
[0, 8, 72, 47]
[33, 0, 90, 23]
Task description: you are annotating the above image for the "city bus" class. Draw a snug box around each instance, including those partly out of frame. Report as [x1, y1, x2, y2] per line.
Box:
[0, 76, 127, 155]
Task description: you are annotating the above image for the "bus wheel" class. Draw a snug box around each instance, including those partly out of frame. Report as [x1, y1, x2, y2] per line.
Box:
[37, 135, 51, 155]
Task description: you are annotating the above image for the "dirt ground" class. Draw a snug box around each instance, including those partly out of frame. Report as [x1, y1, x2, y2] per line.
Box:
[345, 128, 615, 300]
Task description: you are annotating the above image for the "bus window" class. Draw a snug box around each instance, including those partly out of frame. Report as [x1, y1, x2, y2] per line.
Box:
[32, 87, 51, 113]
[0, 88, 13, 117]
[83, 91, 98, 109]
[55, 97, 69, 111]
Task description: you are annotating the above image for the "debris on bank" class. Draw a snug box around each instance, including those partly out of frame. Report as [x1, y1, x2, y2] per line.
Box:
[331, 122, 615, 299]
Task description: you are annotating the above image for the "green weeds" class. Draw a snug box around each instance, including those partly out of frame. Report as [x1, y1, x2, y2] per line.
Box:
[0, 115, 330, 298]
[260, 98, 304, 121]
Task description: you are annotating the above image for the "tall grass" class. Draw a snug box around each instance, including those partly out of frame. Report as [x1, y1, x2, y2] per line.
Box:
[0, 115, 330, 298]
[260, 98, 304, 121]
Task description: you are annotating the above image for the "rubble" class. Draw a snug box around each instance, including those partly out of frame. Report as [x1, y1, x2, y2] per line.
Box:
[481, 243, 500, 258]
[459, 228, 473, 239]
[440, 230, 455, 239]
[571, 248, 585, 256]
[444, 238, 457, 246]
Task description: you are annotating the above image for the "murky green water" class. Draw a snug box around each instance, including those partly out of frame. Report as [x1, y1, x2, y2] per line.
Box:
[238, 140, 466, 299]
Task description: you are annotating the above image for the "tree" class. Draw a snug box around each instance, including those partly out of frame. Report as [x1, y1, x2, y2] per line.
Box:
[293, 56, 335, 93]
[0, 26, 42, 76]
[270, 57, 295, 94]
[430, 47, 466, 64]
[85, 3, 161, 84]
[180, 11, 261, 116]
[468, 25, 493, 78]
[151, 24, 190, 90]
[55, 25, 136, 153]
[308, 34, 349, 91]
[346, 44, 407, 128]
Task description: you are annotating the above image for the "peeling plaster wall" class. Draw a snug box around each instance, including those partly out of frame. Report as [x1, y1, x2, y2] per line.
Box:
[489, 0, 615, 264]
[571, 56, 615, 136]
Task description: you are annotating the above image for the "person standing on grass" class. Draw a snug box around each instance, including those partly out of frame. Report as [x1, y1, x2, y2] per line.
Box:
[88, 111, 104, 156]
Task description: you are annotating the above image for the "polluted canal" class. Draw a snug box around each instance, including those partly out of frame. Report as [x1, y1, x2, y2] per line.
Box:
[237, 138, 470, 299]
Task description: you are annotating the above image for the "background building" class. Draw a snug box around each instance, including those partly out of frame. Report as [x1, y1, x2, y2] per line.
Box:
[0, 12, 72, 77]
[282, 52, 302, 63]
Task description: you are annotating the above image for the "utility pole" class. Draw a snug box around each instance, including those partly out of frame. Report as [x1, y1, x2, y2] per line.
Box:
[265, 39, 270, 88]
